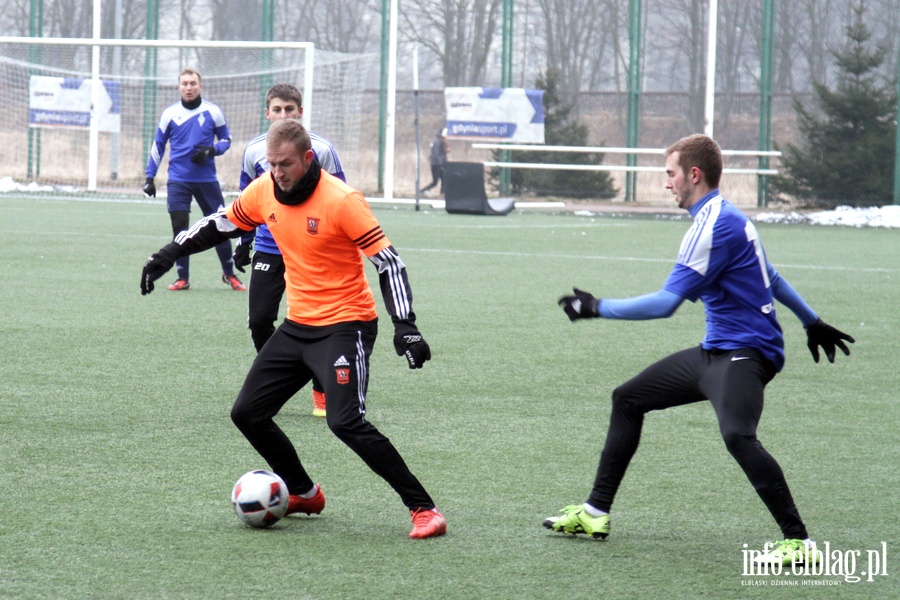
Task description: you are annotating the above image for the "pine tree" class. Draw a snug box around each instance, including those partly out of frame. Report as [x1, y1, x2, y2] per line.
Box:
[492, 70, 617, 199]
[774, 2, 897, 207]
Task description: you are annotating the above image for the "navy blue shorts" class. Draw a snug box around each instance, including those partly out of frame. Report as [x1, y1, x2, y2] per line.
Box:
[166, 180, 225, 215]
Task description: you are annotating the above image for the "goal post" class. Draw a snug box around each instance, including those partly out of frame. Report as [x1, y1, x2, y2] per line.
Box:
[0, 37, 375, 197]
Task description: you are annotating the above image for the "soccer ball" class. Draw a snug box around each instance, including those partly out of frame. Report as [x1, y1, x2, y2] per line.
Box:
[231, 470, 289, 528]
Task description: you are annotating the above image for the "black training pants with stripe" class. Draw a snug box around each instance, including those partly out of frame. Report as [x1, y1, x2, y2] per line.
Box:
[230, 318, 435, 511]
[247, 251, 324, 394]
[587, 346, 808, 540]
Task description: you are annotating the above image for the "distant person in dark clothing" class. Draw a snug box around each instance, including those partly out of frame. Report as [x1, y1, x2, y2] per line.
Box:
[420, 129, 449, 194]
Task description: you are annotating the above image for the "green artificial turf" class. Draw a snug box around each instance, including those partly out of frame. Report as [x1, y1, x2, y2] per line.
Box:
[1, 197, 896, 599]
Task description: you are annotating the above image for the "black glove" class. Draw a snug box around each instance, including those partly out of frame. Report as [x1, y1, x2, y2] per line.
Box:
[141, 243, 180, 295]
[190, 145, 216, 164]
[393, 330, 431, 369]
[805, 318, 854, 363]
[558, 287, 600, 321]
[232, 238, 252, 273]
[142, 177, 156, 197]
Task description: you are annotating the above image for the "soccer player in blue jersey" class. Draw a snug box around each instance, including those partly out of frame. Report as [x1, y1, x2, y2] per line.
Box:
[232, 83, 345, 417]
[142, 68, 244, 291]
[545, 134, 854, 566]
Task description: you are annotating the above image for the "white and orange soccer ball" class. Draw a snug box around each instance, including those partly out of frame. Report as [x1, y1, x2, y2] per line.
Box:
[231, 470, 289, 528]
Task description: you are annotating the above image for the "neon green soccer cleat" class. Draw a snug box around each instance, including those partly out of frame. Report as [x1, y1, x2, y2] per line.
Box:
[754, 539, 822, 566]
[543, 505, 610, 539]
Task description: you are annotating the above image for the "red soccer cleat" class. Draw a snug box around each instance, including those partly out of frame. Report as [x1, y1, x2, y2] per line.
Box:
[409, 508, 447, 539]
[168, 278, 190, 291]
[222, 273, 246, 291]
[312, 389, 327, 418]
[285, 484, 325, 516]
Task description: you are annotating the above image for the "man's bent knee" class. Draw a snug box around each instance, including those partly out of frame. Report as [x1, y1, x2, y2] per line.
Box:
[326, 415, 373, 441]
[722, 430, 759, 457]
[231, 402, 265, 431]
[611, 384, 641, 415]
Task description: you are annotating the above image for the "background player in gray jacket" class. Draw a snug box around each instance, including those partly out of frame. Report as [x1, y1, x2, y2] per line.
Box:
[419, 129, 448, 195]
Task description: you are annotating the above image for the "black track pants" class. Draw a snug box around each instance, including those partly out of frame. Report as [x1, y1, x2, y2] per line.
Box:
[587, 346, 808, 539]
[230, 319, 435, 510]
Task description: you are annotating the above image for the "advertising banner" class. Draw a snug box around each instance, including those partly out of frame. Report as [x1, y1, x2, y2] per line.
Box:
[444, 87, 544, 144]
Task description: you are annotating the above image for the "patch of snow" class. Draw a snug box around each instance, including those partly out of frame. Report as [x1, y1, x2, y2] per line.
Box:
[755, 205, 900, 229]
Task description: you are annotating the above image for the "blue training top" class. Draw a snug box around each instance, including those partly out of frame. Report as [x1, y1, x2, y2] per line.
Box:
[146, 98, 231, 183]
[599, 190, 819, 371]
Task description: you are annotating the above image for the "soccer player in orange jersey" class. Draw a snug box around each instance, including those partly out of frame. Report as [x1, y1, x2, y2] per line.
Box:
[141, 119, 446, 539]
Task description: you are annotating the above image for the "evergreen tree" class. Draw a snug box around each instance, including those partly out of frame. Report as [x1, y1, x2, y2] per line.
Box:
[774, 2, 897, 207]
[492, 70, 617, 199]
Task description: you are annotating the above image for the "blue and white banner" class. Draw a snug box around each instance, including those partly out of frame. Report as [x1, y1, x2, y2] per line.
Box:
[444, 87, 544, 144]
[29, 76, 121, 133]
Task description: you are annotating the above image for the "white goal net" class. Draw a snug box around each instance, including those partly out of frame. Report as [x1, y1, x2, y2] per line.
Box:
[0, 38, 375, 198]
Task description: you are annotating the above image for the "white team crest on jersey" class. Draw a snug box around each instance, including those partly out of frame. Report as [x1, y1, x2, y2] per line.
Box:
[198, 113, 206, 126]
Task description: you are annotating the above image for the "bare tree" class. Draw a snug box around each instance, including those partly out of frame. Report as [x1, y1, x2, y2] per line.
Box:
[587, 0, 628, 93]
[0, 0, 32, 36]
[401, 0, 503, 86]
[45, 0, 92, 38]
[268, 0, 380, 54]
[209, 0, 262, 41]
[864, 0, 899, 79]
[535, 0, 619, 97]
[645, 0, 706, 131]
[793, 0, 842, 91]
[712, 0, 754, 132]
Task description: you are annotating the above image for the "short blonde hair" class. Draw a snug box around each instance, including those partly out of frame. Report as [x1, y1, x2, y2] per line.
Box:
[267, 119, 311, 155]
[178, 67, 201, 83]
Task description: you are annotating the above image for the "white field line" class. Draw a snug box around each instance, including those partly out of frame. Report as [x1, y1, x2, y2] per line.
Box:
[400, 247, 897, 273]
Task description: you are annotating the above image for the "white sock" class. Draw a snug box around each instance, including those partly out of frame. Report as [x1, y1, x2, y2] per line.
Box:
[299, 484, 319, 499]
[583, 503, 608, 517]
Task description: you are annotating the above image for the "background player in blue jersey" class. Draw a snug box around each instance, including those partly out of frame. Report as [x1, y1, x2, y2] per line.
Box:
[232, 83, 345, 417]
[546, 134, 854, 566]
[142, 67, 244, 291]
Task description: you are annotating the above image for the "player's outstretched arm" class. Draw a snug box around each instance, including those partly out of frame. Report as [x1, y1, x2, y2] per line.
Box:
[141, 207, 245, 295]
[559, 288, 682, 321]
[141, 243, 181, 295]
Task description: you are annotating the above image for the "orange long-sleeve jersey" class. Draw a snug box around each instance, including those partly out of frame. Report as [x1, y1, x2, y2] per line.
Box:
[227, 171, 391, 327]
